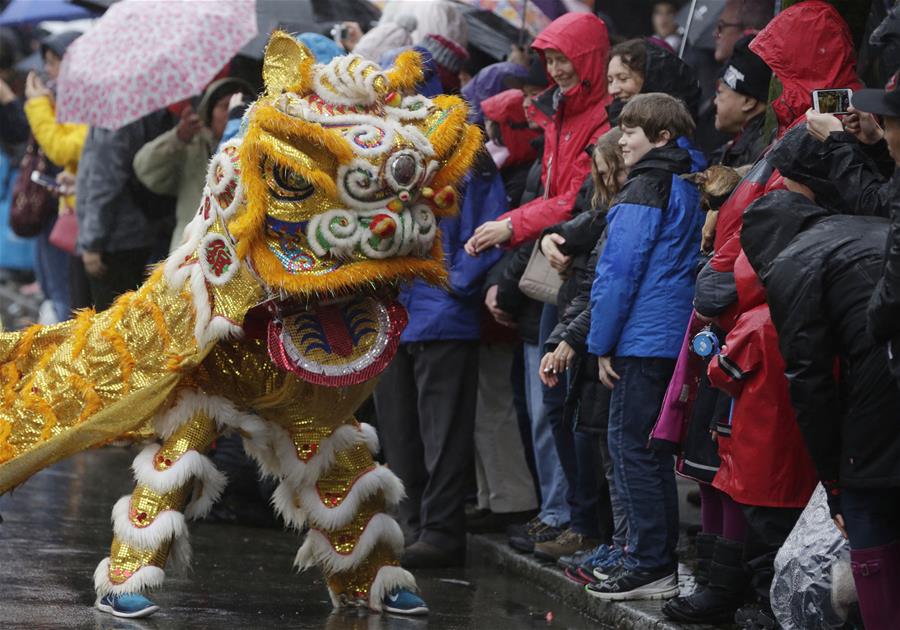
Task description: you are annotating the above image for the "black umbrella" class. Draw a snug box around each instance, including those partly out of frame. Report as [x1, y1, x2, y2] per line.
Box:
[677, 0, 725, 51]
[454, 3, 524, 61]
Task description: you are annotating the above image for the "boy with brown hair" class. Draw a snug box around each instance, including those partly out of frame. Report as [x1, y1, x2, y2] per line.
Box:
[586, 93, 705, 600]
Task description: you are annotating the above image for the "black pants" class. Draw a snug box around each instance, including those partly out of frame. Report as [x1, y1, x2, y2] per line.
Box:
[741, 504, 803, 608]
[374, 340, 478, 552]
[86, 248, 151, 311]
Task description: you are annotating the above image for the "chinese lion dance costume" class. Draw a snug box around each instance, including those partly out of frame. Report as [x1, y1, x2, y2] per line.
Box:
[0, 33, 480, 618]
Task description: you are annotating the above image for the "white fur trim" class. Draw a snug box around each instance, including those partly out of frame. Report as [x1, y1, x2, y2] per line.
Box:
[271, 422, 376, 488]
[300, 465, 405, 531]
[167, 533, 193, 574]
[198, 315, 243, 348]
[132, 444, 224, 496]
[271, 481, 306, 530]
[94, 558, 166, 596]
[359, 422, 379, 454]
[152, 390, 243, 439]
[111, 495, 188, 551]
[368, 565, 419, 612]
[183, 466, 227, 521]
[294, 513, 404, 575]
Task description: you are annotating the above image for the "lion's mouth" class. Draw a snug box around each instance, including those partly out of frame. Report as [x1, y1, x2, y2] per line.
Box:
[264, 290, 407, 387]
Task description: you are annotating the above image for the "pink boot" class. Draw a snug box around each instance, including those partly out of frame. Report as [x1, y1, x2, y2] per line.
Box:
[850, 541, 900, 630]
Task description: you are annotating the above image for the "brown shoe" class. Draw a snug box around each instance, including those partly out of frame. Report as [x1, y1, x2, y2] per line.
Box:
[400, 541, 465, 569]
[533, 529, 600, 562]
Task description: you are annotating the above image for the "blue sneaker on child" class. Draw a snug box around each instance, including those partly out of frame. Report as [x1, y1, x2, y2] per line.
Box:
[95, 593, 159, 618]
[383, 588, 429, 615]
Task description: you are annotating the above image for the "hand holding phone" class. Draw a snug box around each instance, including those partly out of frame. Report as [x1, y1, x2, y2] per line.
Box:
[813, 88, 853, 115]
[30, 170, 60, 191]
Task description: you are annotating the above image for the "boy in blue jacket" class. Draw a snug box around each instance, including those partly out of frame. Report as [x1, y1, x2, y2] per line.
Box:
[586, 93, 704, 600]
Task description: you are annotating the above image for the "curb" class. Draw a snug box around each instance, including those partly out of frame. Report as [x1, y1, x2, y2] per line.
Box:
[468, 533, 724, 630]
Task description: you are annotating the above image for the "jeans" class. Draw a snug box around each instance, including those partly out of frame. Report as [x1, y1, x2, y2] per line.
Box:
[570, 430, 603, 538]
[523, 341, 570, 528]
[608, 356, 678, 570]
[842, 486, 900, 549]
[34, 216, 71, 322]
[598, 412, 629, 548]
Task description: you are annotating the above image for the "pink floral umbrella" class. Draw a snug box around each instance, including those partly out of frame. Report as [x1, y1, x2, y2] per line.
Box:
[56, 0, 257, 130]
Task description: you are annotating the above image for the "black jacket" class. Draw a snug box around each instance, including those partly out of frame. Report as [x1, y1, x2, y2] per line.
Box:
[742, 190, 900, 489]
[713, 113, 768, 168]
[767, 129, 894, 217]
[489, 138, 546, 344]
[867, 171, 900, 357]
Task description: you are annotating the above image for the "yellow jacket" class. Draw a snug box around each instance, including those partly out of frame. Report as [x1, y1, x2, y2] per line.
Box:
[24, 95, 87, 212]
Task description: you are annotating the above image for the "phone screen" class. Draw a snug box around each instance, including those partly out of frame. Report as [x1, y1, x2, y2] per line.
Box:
[814, 89, 852, 115]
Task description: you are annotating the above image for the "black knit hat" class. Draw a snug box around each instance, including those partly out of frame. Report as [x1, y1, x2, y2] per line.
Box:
[719, 35, 771, 103]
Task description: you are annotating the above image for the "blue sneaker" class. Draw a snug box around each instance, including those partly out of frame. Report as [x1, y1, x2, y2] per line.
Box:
[95, 593, 159, 618]
[383, 588, 429, 615]
[592, 546, 629, 581]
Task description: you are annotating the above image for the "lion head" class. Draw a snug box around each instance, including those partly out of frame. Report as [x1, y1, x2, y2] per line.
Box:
[164, 33, 481, 386]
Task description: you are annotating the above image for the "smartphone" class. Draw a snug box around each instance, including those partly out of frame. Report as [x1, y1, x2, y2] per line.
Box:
[812, 89, 853, 115]
[30, 171, 59, 190]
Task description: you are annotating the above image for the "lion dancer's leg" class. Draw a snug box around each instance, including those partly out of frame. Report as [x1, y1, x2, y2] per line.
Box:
[93, 393, 225, 619]
[261, 414, 426, 614]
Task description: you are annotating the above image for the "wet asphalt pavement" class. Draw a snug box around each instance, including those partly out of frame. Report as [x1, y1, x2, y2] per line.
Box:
[0, 446, 596, 630]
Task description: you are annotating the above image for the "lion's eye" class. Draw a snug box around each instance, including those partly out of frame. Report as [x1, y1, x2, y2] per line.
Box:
[273, 164, 313, 196]
[264, 159, 314, 202]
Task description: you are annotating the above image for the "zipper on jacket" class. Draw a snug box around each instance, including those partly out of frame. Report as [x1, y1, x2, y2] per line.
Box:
[543, 155, 553, 200]
[545, 98, 565, 200]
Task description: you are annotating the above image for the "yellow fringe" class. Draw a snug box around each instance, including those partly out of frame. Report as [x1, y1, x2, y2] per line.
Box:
[1, 361, 19, 407]
[19, 373, 57, 442]
[138, 296, 171, 351]
[12, 324, 41, 361]
[427, 95, 471, 156]
[70, 374, 102, 423]
[432, 123, 483, 194]
[384, 50, 424, 93]
[100, 293, 135, 395]
[166, 353, 189, 372]
[0, 419, 13, 463]
[36, 343, 57, 372]
[102, 329, 134, 396]
[71, 308, 95, 360]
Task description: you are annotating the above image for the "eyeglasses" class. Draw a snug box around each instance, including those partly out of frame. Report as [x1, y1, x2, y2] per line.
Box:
[715, 20, 744, 35]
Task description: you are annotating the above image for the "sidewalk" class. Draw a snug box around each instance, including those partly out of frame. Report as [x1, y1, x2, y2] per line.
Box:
[467, 478, 726, 629]
[468, 533, 724, 630]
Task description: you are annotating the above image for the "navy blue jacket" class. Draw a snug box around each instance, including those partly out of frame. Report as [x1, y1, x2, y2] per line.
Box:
[588, 139, 705, 358]
[400, 157, 506, 343]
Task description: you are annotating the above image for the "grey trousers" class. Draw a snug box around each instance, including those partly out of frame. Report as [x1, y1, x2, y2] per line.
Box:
[474, 343, 539, 514]
[374, 340, 478, 552]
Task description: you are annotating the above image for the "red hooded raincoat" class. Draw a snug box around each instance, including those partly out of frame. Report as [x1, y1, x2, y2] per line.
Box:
[498, 13, 611, 246]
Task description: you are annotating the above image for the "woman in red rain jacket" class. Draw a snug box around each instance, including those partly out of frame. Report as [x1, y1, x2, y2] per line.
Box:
[465, 12, 611, 252]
